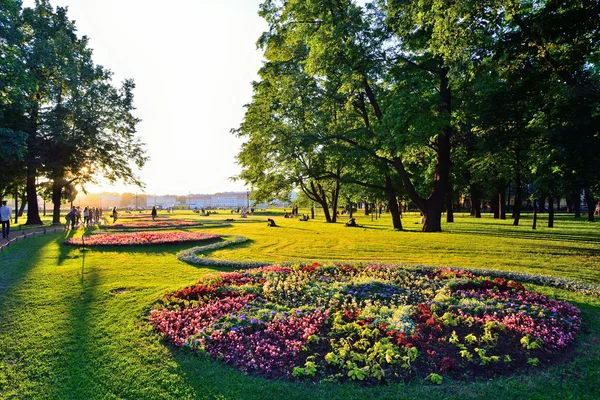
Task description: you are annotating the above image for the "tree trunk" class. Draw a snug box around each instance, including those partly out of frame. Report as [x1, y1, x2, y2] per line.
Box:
[446, 185, 454, 223]
[422, 201, 443, 232]
[584, 188, 595, 222]
[25, 100, 42, 225]
[330, 180, 340, 223]
[385, 175, 402, 230]
[491, 192, 500, 219]
[532, 199, 538, 230]
[392, 66, 452, 232]
[499, 188, 507, 220]
[18, 193, 26, 217]
[321, 202, 332, 222]
[51, 177, 63, 225]
[25, 172, 42, 225]
[548, 196, 555, 228]
[310, 206, 314, 220]
[574, 190, 581, 218]
[14, 190, 19, 224]
[364, 201, 369, 216]
[470, 184, 482, 218]
[513, 171, 522, 226]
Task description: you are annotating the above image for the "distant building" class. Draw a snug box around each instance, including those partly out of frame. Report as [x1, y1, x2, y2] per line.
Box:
[146, 196, 176, 209]
[99, 195, 121, 209]
[188, 194, 212, 209]
[185, 192, 254, 209]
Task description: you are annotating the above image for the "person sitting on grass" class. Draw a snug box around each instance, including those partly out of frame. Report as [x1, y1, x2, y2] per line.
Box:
[345, 217, 358, 227]
[267, 218, 277, 227]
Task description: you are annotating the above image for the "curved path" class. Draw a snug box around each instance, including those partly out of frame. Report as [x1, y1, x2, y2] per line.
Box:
[0, 225, 64, 253]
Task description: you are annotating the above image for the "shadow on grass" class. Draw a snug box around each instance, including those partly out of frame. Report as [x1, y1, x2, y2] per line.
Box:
[67, 238, 226, 256]
[0, 234, 50, 302]
[50, 251, 102, 398]
[451, 228, 600, 245]
[57, 229, 79, 266]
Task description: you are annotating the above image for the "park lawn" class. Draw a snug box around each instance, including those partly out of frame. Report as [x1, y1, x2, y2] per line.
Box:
[0, 212, 598, 399]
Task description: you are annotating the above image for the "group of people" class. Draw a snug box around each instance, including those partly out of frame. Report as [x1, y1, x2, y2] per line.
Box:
[65, 206, 105, 229]
[283, 206, 299, 219]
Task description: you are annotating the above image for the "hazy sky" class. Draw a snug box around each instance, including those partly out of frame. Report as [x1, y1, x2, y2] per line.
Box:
[22, 0, 267, 195]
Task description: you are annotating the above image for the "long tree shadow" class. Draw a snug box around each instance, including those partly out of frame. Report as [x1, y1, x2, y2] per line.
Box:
[87, 237, 226, 256]
[449, 227, 600, 245]
[57, 229, 80, 265]
[50, 251, 103, 398]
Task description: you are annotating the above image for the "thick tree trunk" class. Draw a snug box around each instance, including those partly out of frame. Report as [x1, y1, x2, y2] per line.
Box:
[584, 188, 595, 222]
[385, 176, 402, 230]
[422, 201, 444, 232]
[548, 196, 555, 228]
[25, 171, 42, 225]
[310, 206, 314, 220]
[364, 201, 369, 216]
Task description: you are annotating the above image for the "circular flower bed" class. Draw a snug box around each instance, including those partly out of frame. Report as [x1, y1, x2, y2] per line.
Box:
[65, 231, 219, 246]
[149, 265, 581, 384]
[109, 220, 202, 229]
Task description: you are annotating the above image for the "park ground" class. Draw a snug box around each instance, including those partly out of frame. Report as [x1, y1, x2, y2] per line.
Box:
[0, 210, 599, 399]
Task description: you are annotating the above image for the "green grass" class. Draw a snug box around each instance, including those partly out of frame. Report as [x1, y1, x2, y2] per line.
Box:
[0, 211, 599, 399]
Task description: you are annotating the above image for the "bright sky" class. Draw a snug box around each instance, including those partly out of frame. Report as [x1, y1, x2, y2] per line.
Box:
[22, 0, 267, 195]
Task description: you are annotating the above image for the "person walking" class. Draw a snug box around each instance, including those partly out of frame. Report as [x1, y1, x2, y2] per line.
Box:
[151, 205, 157, 221]
[66, 207, 76, 230]
[0, 200, 12, 240]
[83, 207, 90, 227]
[112, 207, 118, 223]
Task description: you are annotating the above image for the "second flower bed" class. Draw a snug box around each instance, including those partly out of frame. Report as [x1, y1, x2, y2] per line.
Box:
[65, 231, 220, 246]
[150, 265, 581, 384]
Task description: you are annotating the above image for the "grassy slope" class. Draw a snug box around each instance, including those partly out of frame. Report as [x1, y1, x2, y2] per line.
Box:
[0, 211, 598, 399]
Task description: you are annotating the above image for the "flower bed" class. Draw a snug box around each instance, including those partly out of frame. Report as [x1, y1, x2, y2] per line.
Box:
[117, 214, 170, 220]
[109, 220, 202, 229]
[65, 232, 220, 246]
[150, 265, 581, 384]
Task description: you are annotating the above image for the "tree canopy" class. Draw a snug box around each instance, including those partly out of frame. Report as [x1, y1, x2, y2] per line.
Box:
[236, 0, 600, 231]
[0, 0, 147, 224]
